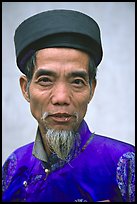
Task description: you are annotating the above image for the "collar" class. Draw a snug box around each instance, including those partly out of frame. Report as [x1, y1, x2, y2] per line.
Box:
[32, 120, 94, 167]
[32, 128, 48, 162]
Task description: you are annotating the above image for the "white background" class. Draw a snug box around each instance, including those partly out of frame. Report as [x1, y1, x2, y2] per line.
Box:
[2, 2, 135, 164]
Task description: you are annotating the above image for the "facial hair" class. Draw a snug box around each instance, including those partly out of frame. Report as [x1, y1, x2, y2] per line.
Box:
[41, 112, 80, 161]
[45, 128, 77, 161]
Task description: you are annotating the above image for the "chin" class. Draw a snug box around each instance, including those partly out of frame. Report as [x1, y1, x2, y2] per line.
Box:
[50, 125, 74, 132]
[46, 123, 79, 132]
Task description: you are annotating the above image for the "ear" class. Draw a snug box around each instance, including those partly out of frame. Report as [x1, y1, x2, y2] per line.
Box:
[89, 79, 97, 103]
[19, 75, 30, 102]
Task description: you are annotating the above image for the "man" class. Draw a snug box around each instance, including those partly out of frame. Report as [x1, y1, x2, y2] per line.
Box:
[2, 9, 135, 202]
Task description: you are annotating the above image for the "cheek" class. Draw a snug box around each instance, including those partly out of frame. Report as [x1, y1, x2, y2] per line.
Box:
[75, 91, 91, 118]
[29, 89, 49, 122]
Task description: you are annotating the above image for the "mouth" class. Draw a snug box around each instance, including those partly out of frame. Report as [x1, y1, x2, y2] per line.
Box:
[49, 113, 73, 123]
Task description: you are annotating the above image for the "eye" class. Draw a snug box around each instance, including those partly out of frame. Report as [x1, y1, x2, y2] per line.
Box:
[39, 77, 51, 82]
[72, 78, 85, 87]
[37, 77, 53, 86]
[74, 79, 83, 84]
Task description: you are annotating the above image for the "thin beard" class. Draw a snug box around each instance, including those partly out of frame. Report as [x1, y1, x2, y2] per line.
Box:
[45, 128, 76, 161]
[41, 111, 80, 160]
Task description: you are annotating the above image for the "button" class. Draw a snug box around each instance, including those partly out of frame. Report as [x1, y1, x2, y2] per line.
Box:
[23, 181, 27, 187]
[45, 168, 50, 173]
[44, 168, 50, 180]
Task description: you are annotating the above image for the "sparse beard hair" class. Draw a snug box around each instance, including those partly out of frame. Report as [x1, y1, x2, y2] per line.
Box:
[45, 128, 76, 161]
[41, 111, 81, 161]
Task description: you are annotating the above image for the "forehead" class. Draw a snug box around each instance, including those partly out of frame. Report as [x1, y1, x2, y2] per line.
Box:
[36, 47, 90, 64]
[31, 48, 90, 78]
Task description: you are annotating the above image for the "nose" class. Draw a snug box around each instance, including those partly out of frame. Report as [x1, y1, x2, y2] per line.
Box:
[51, 83, 71, 106]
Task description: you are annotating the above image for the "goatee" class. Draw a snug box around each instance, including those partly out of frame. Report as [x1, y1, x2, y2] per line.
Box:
[41, 112, 81, 161]
[45, 128, 77, 161]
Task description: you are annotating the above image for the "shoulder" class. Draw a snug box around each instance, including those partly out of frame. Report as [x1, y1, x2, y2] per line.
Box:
[2, 141, 34, 166]
[84, 133, 135, 170]
[92, 133, 135, 155]
[13, 142, 34, 159]
[3, 142, 34, 170]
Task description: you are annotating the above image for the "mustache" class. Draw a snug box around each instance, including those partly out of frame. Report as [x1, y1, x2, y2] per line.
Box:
[41, 111, 79, 121]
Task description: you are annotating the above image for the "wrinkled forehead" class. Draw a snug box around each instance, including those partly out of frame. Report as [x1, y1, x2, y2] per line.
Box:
[33, 48, 90, 79]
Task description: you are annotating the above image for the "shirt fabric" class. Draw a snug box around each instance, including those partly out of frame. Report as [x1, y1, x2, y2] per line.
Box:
[2, 120, 135, 202]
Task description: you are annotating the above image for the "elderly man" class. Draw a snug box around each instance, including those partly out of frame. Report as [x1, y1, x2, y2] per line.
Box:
[2, 9, 135, 202]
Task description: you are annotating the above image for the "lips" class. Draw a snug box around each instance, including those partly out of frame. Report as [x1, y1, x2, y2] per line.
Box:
[52, 113, 71, 117]
[49, 113, 72, 123]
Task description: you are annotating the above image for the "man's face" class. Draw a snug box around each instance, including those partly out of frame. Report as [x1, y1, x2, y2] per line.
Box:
[21, 48, 95, 133]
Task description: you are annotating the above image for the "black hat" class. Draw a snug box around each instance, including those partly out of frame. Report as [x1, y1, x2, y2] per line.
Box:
[14, 9, 103, 75]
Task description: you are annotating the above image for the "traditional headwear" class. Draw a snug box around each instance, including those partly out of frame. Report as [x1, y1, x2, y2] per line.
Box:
[14, 9, 103, 74]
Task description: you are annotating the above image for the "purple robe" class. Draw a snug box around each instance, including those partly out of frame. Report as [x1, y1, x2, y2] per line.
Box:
[2, 120, 135, 202]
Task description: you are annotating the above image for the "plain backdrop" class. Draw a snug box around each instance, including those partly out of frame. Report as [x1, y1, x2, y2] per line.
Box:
[2, 2, 135, 164]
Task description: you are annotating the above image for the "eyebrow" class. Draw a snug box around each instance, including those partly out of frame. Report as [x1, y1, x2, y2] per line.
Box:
[34, 69, 57, 78]
[67, 71, 89, 80]
[34, 68, 89, 80]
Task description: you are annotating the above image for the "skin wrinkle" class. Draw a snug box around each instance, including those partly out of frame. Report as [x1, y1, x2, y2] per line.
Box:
[20, 47, 96, 159]
[25, 50, 96, 91]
